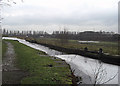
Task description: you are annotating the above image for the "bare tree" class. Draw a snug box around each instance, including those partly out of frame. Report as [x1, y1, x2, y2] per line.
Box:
[0, 0, 23, 34]
[90, 63, 118, 86]
[69, 55, 118, 85]
[57, 28, 69, 45]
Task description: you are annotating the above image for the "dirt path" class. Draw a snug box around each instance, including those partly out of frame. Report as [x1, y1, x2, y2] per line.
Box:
[2, 42, 28, 84]
[2, 42, 18, 71]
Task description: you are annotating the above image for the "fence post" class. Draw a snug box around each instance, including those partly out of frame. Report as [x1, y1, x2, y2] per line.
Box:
[84, 47, 88, 52]
[98, 48, 103, 61]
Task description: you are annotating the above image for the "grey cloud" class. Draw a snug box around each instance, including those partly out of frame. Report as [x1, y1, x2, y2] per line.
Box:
[2, 0, 118, 33]
[3, 10, 117, 26]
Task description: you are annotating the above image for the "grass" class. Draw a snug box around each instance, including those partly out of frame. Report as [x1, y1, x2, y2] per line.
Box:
[2, 40, 7, 57]
[0, 41, 1, 53]
[33, 38, 118, 55]
[6, 40, 72, 84]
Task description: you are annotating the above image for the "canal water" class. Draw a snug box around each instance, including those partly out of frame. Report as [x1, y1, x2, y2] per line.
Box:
[3, 37, 119, 85]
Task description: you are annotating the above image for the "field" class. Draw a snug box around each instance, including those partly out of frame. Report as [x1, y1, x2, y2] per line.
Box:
[2, 40, 72, 84]
[31, 38, 118, 55]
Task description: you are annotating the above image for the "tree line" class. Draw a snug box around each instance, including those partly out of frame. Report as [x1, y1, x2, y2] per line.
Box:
[2, 29, 120, 42]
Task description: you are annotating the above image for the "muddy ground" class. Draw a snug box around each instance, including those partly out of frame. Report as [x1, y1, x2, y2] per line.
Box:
[2, 42, 28, 84]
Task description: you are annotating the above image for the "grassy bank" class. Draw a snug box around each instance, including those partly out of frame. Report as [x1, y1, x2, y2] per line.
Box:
[31, 38, 118, 55]
[0, 40, 2, 59]
[6, 40, 72, 84]
[2, 40, 7, 57]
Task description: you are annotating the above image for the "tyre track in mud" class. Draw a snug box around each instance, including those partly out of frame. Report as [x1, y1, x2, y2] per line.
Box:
[2, 42, 28, 84]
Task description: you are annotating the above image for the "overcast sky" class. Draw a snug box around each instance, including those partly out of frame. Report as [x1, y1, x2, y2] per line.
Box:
[1, 0, 119, 33]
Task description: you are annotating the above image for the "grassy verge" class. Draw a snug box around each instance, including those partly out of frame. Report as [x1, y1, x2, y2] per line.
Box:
[31, 38, 118, 55]
[7, 40, 72, 84]
[2, 40, 7, 57]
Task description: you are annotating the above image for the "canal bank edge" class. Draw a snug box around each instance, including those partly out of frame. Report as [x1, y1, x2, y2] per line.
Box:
[3, 39, 77, 85]
[26, 39, 120, 66]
